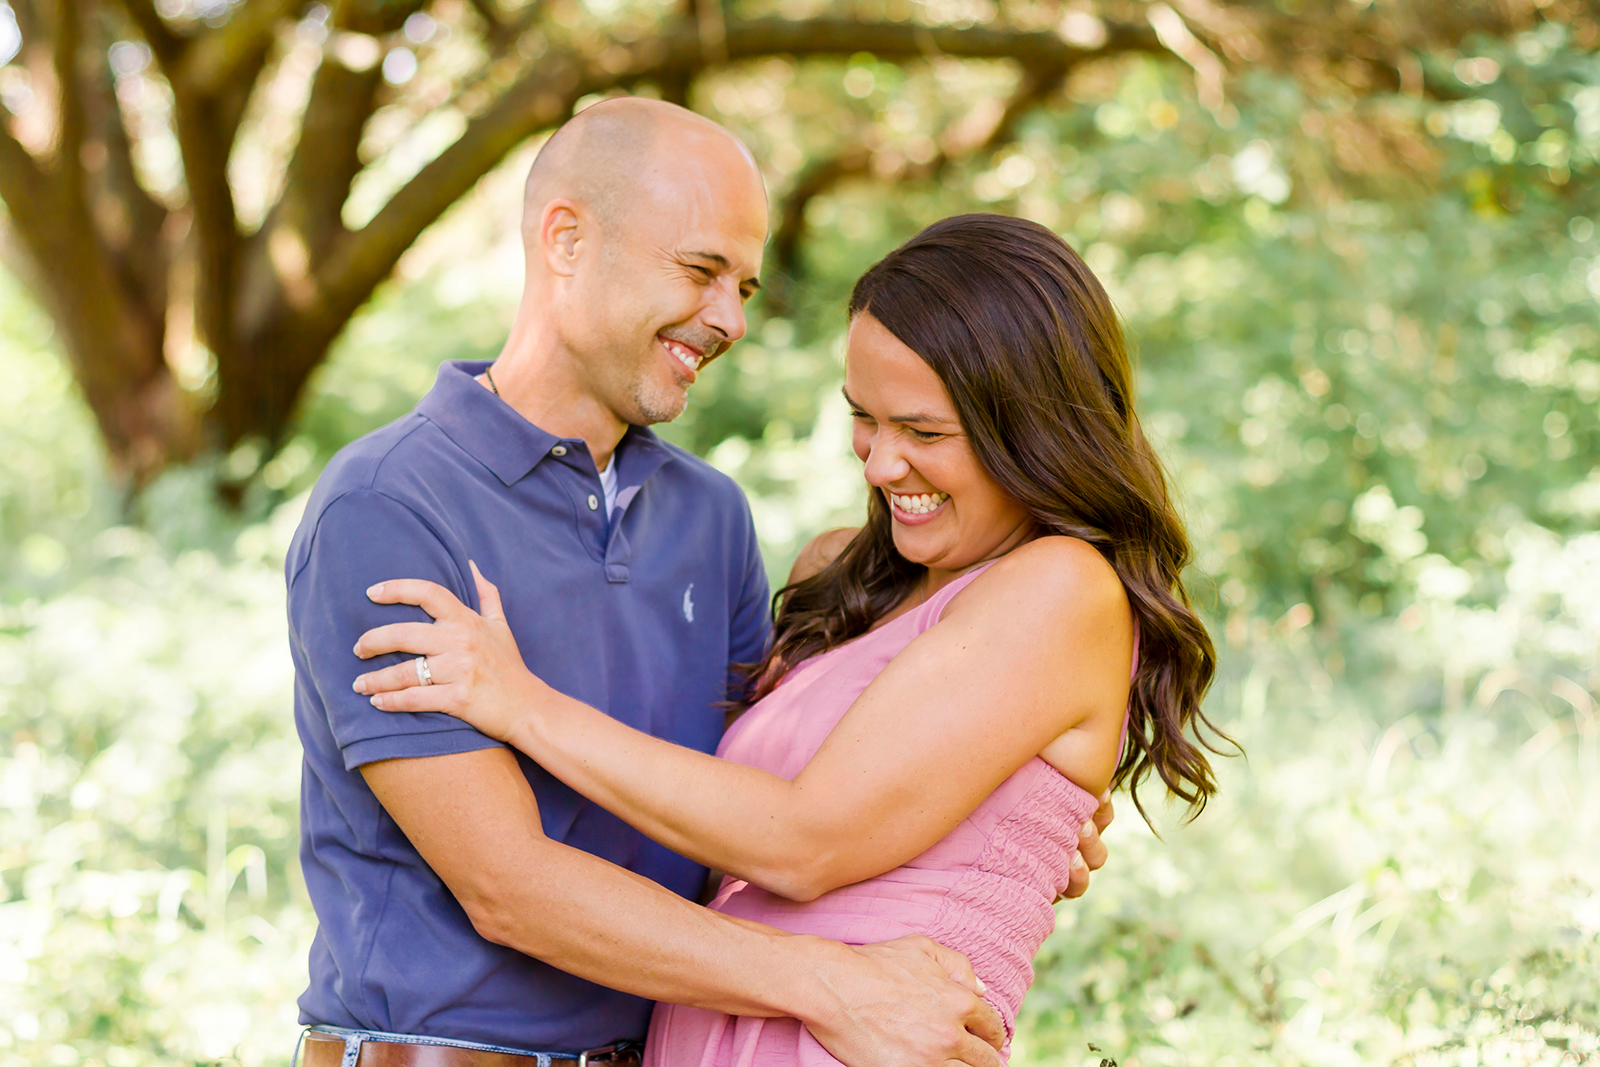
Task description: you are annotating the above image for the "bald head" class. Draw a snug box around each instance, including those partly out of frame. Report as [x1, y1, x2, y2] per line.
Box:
[524, 97, 764, 238]
[504, 97, 767, 430]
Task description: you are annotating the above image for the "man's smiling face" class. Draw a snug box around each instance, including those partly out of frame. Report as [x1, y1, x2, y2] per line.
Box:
[562, 129, 768, 426]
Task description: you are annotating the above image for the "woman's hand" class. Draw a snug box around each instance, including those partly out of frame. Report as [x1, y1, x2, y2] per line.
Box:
[352, 561, 550, 742]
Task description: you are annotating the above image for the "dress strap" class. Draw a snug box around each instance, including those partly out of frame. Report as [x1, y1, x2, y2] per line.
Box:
[921, 559, 1002, 627]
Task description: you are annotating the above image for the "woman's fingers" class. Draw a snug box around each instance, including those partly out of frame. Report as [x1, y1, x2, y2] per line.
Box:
[1061, 851, 1090, 901]
[468, 561, 505, 623]
[1092, 790, 1114, 833]
[366, 579, 465, 620]
[368, 684, 456, 713]
[1056, 790, 1113, 899]
[353, 621, 452, 659]
[1077, 817, 1108, 872]
[353, 659, 432, 695]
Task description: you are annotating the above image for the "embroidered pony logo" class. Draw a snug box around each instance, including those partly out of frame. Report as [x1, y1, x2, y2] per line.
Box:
[682, 583, 695, 623]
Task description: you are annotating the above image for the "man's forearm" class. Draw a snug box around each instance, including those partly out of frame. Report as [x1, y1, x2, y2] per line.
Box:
[473, 832, 843, 1020]
[362, 747, 843, 1028]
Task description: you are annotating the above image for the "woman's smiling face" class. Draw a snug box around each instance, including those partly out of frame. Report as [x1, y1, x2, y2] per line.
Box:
[844, 312, 1037, 572]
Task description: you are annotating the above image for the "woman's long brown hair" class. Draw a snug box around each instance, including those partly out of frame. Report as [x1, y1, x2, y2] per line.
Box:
[738, 213, 1226, 822]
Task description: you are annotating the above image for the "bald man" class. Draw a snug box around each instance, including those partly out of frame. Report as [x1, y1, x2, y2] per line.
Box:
[285, 99, 1013, 1067]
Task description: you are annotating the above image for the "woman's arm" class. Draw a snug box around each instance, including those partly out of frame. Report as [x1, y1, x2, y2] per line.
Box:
[355, 538, 1132, 901]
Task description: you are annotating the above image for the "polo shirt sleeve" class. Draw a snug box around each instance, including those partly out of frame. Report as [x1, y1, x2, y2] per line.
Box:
[727, 499, 772, 681]
[288, 489, 506, 770]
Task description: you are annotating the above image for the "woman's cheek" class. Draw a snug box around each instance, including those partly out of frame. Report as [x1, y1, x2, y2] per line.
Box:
[851, 426, 872, 464]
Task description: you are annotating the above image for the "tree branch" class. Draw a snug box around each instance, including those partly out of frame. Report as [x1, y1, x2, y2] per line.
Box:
[236, 0, 425, 339]
[465, 0, 550, 51]
[0, 121, 51, 214]
[50, 0, 85, 198]
[311, 17, 1161, 348]
[83, 26, 170, 320]
[306, 50, 581, 343]
[166, 88, 241, 369]
[113, 0, 185, 66]
[179, 0, 304, 96]
[234, 54, 385, 337]
[768, 61, 1070, 310]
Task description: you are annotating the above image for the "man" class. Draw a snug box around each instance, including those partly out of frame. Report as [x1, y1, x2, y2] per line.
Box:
[287, 98, 1108, 1067]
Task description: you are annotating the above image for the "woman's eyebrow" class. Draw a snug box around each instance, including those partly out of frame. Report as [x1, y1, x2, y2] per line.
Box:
[840, 387, 952, 425]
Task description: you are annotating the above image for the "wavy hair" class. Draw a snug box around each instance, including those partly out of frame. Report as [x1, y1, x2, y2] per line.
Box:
[738, 213, 1226, 822]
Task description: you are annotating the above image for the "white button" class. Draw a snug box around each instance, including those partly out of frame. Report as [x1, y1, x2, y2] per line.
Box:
[587, 494, 599, 511]
[551, 445, 568, 457]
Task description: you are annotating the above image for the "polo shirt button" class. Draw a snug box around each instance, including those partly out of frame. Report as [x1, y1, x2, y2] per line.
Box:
[587, 494, 599, 511]
[551, 445, 567, 457]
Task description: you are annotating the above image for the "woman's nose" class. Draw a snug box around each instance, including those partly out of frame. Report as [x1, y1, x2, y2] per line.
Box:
[863, 438, 911, 486]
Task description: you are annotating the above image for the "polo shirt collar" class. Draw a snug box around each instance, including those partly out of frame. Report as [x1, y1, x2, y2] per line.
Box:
[416, 361, 557, 485]
[415, 360, 674, 488]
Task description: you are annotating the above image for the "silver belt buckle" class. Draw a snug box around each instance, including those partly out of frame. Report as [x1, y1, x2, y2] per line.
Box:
[577, 1044, 616, 1067]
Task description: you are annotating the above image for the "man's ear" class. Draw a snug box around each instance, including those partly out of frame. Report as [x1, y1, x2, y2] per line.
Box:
[539, 198, 584, 278]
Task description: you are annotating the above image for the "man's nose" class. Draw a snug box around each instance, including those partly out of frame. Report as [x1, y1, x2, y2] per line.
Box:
[701, 278, 748, 345]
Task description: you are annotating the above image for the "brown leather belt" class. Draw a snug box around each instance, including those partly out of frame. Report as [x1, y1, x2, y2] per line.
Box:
[300, 1030, 643, 1067]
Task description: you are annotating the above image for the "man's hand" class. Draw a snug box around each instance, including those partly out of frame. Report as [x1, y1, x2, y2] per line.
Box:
[1060, 791, 1114, 901]
[802, 934, 1006, 1067]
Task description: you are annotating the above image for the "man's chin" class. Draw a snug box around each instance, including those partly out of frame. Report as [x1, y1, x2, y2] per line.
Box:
[629, 380, 690, 425]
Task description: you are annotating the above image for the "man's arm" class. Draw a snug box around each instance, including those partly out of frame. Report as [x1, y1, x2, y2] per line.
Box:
[362, 746, 1007, 1067]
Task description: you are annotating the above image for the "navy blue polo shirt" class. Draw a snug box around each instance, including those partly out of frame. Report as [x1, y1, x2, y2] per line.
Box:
[287, 360, 770, 1049]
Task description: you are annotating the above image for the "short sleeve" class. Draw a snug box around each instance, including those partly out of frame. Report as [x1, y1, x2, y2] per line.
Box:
[727, 496, 772, 685]
[288, 489, 505, 770]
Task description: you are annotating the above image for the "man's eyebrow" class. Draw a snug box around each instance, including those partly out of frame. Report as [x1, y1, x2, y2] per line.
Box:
[685, 250, 760, 290]
[840, 387, 952, 424]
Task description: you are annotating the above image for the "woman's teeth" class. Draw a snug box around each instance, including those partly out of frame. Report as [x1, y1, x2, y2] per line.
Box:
[663, 338, 702, 371]
[891, 491, 949, 515]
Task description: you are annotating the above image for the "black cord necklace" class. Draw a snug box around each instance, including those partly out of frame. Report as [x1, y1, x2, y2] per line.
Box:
[484, 366, 501, 397]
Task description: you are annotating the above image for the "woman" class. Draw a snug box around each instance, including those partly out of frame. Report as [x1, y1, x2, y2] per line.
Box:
[352, 213, 1222, 1065]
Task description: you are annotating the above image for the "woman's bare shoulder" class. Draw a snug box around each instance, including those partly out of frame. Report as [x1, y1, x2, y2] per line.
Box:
[951, 535, 1128, 627]
[786, 527, 861, 586]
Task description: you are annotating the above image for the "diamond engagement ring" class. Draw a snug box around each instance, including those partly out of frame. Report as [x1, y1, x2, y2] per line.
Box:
[415, 656, 434, 687]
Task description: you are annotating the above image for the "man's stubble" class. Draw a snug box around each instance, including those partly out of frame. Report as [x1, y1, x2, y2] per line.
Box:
[629, 365, 690, 425]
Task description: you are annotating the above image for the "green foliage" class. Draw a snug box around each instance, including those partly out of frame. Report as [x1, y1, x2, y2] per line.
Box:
[3, 27, 1600, 1067]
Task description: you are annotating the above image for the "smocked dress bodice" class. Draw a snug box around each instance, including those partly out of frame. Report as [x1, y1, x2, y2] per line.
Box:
[642, 563, 1107, 1067]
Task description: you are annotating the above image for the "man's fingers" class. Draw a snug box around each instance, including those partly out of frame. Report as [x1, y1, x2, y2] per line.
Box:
[1093, 790, 1115, 833]
[468, 561, 505, 622]
[922, 938, 985, 995]
[366, 578, 466, 621]
[948, 1031, 1007, 1067]
[1078, 818, 1108, 873]
[961, 995, 1007, 1057]
[369, 684, 456, 713]
[353, 621, 450, 659]
[353, 659, 432, 695]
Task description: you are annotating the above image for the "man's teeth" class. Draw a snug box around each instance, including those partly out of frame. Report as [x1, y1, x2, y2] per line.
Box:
[891, 492, 950, 515]
[663, 338, 701, 371]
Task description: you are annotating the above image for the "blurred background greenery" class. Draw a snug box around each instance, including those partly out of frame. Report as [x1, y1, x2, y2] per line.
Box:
[2, 0, 1599, 1064]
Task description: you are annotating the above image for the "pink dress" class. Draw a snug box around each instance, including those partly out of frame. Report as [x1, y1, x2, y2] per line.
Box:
[642, 563, 1107, 1067]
